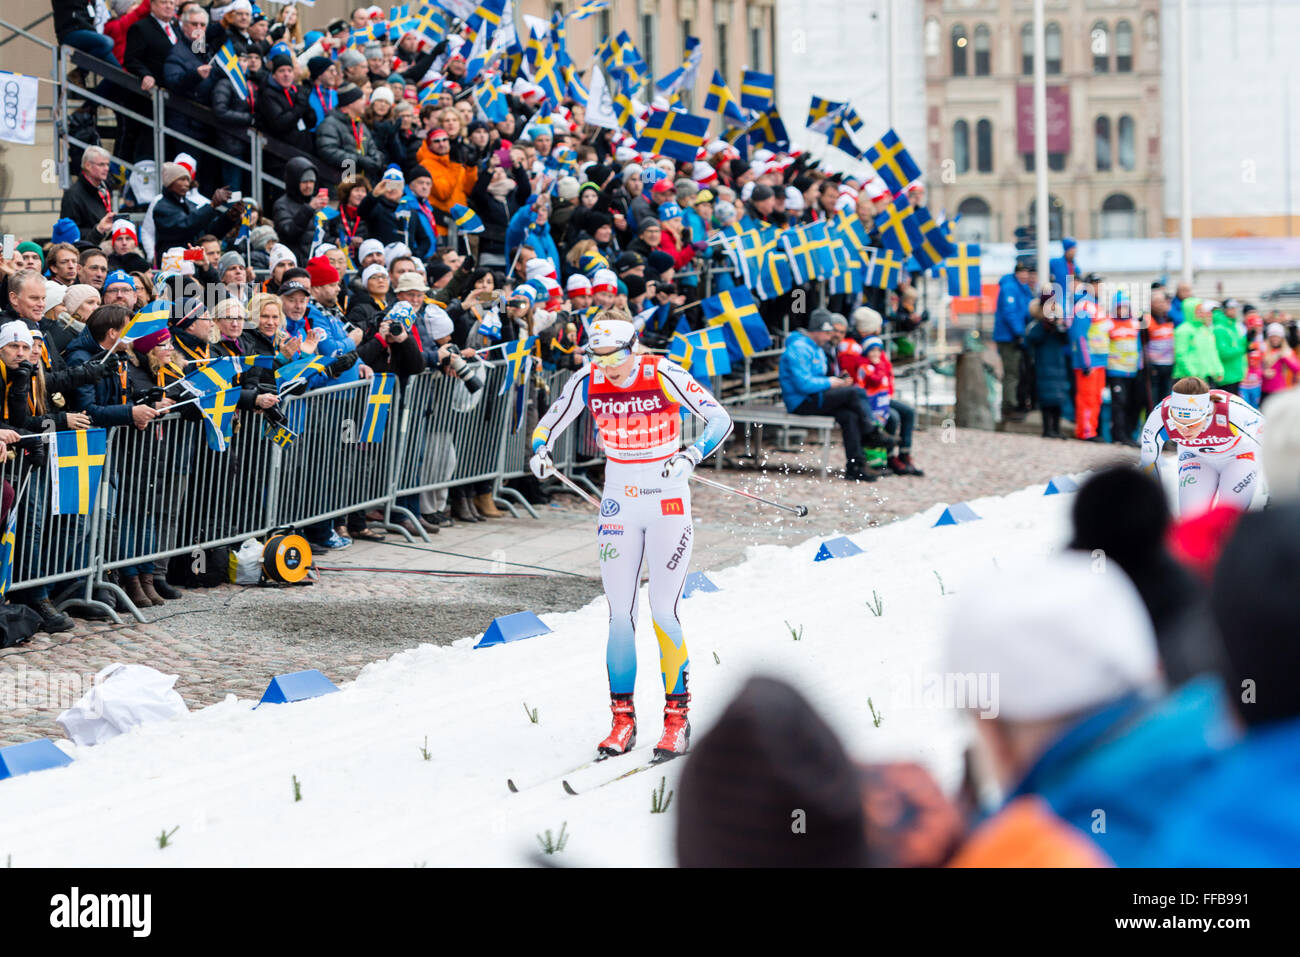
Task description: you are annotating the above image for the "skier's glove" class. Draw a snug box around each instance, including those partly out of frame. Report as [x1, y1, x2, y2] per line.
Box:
[529, 447, 554, 479]
[661, 446, 701, 481]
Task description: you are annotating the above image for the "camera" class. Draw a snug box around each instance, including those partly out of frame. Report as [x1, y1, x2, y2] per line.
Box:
[440, 344, 483, 394]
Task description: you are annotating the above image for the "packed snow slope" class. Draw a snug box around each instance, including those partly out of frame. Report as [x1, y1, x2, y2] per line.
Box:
[0, 478, 1089, 867]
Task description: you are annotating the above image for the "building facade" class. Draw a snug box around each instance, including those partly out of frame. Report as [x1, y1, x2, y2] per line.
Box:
[922, 0, 1164, 245]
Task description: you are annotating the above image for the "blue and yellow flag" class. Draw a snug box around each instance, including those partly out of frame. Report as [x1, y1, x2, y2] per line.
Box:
[121, 300, 170, 341]
[867, 248, 904, 290]
[276, 353, 332, 392]
[703, 69, 747, 125]
[362, 373, 395, 443]
[214, 41, 249, 101]
[451, 203, 484, 234]
[829, 255, 864, 297]
[667, 332, 694, 370]
[635, 109, 710, 163]
[198, 387, 240, 452]
[745, 104, 789, 151]
[832, 208, 873, 259]
[756, 248, 794, 300]
[683, 325, 732, 377]
[527, 30, 565, 104]
[181, 356, 240, 396]
[866, 128, 922, 196]
[0, 496, 16, 598]
[806, 96, 844, 130]
[655, 35, 703, 98]
[50, 429, 107, 515]
[873, 193, 916, 258]
[781, 221, 836, 285]
[578, 249, 609, 276]
[475, 78, 508, 123]
[906, 204, 958, 269]
[567, 0, 609, 20]
[701, 288, 770, 361]
[263, 419, 298, 448]
[239, 355, 276, 371]
[945, 243, 982, 297]
[739, 70, 775, 111]
[610, 87, 640, 135]
[498, 335, 537, 396]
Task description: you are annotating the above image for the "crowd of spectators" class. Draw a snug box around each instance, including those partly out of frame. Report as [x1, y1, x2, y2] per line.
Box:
[994, 246, 1300, 441]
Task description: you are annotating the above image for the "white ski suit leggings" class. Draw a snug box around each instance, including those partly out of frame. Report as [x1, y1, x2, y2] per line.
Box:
[1176, 450, 1259, 515]
[596, 469, 693, 698]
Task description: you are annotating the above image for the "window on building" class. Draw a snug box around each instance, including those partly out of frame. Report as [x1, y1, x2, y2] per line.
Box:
[552, 1, 565, 20]
[1092, 21, 1109, 73]
[1100, 193, 1138, 239]
[596, 10, 611, 47]
[1143, 11, 1158, 47]
[974, 24, 991, 75]
[1118, 115, 1136, 171]
[1021, 23, 1033, 75]
[1045, 22, 1062, 74]
[1027, 195, 1065, 241]
[1096, 116, 1112, 171]
[925, 16, 941, 58]
[953, 120, 970, 175]
[976, 119, 993, 172]
[641, 14, 656, 80]
[716, 23, 728, 80]
[1116, 20, 1134, 72]
[952, 24, 968, 76]
[957, 197, 993, 243]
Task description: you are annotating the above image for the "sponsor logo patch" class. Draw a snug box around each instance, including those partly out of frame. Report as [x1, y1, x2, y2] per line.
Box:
[598, 523, 624, 536]
[1232, 475, 1254, 495]
[1237, 452, 1255, 461]
[600, 498, 620, 516]
[599, 543, 619, 561]
[666, 526, 693, 570]
[624, 485, 638, 497]
[661, 498, 684, 516]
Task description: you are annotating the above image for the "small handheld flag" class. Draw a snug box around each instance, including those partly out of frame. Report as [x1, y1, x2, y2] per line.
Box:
[121, 301, 170, 341]
[739, 70, 775, 111]
[49, 429, 108, 515]
[701, 288, 771, 360]
[498, 335, 537, 396]
[451, 203, 485, 234]
[945, 243, 982, 297]
[635, 109, 710, 163]
[361, 373, 396, 443]
[866, 248, 904, 290]
[683, 325, 732, 376]
[214, 41, 249, 101]
[703, 70, 747, 125]
[866, 128, 923, 196]
[198, 387, 240, 452]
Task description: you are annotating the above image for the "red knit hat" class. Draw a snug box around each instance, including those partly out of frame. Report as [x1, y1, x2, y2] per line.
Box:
[132, 327, 171, 355]
[1167, 505, 1243, 582]
[306, 255, 340, 287]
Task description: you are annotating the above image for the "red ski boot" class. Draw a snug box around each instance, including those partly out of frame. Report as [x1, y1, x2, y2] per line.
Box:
[654, 692, 691, 761]
[597, 694, 636, 757]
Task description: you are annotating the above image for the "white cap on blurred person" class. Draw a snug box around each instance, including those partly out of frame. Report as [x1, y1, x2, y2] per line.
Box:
[44, 280, 67, 315]
[358, 238, 384, 263]
[383, 242, 412, 268]
[945, 551, 1159, 722]
[784, 186, 805, 211]
[1262, 388, 1300, 502]
[1267, 322, 1286, 339]
[0, 321, 34, 349]
[268, 244, 297, 272]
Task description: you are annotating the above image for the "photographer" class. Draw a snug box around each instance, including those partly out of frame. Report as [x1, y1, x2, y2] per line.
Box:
[1025, 291, 1073, 440]
[358, 290, 426, 382]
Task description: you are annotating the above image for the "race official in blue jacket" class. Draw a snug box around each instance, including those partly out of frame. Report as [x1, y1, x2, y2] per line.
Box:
[994, 259, 1036, 419]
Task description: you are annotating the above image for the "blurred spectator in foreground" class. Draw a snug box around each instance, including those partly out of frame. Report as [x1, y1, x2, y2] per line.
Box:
[945, 551, 1233, 866]
[1068, 466, 1225, 685]
[1261, 387, 1300, 501]
[1139, 506, 1300, 865]
[676, 676, 867, 867]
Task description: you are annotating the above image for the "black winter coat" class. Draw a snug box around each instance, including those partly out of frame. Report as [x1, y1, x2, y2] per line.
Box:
[271, 157, 322, 266]
[150, 190, 231, 265]
[256, 75, 314, 153]
[315, 108, 386, 181]
[210, 70, 256, 158]
[162, 40, 217, 142]
[58, 175, 113, 243]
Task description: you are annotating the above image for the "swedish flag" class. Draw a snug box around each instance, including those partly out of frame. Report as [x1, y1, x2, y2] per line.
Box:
[866, 128, 922, 196]
[611, 87, 640, 134]
[565, 64, 589, 105]
[873, 194, 915, 258]
[668, 331, 694, 370]
[182, 356, 240, 396]
[198, 387, 240, 452]
[756, 249, 794, 301]
[568, 0, 609, 20]
[362, 373, 396, 443]
[945, 243, 982, 297]
[829, 255, 864, 297]
[739, 70, 775, 110]
[701, 288, 771, 360]
[347, 21, 386, 47]
[276, 354, 332, 392]
[684, 325, 732, 376]
[498, 335, 537, 396]
[214, 41, 249, 101]
[0, 497, 16, 599]
[49, 429, 107, 516]
[781, 221, 836, 284]
[703, 70, 747, 125]
[451, 203, 484, 234]
[746, 104, 789, 151]
[907, 205, 958, 269]
[528, 32, 565, 106]
[475, 79, 508, 123]
[240, 355, 275, 371]
[635, 109, 709, 163]
[121, 300, 170, 341]
[866, 248, 904, 290]
[465, 0, 505, 42]
[832, 208, 873, 259]
[263, 420, 297, 448]
[806, 96, 845, 131]
[827, 120, 863, 159]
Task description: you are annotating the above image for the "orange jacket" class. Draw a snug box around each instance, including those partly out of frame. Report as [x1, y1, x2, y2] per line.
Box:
[415, 146, 478, 214]
[948, 796, 1111, 868]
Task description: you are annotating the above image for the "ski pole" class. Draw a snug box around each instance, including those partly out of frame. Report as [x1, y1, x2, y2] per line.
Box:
[689, 473, 809, 517]
[547, 467, 600, 508]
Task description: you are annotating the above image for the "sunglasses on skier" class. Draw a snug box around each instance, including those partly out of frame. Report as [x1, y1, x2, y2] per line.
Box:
[588, 347, 632, 368]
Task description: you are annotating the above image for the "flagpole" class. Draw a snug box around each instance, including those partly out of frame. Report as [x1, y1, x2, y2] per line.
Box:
[1032, 0, 1050, 296]
[887, 0, 899, 130]
[1178, 0, 1193, 284]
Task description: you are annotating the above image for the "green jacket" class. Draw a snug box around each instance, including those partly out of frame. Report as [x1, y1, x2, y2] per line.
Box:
[1173, 299, 1224, 381]
[1212, 308, 1247, 385]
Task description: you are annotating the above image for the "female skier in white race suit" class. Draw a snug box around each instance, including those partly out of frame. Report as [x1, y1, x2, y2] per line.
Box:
[1138, 375, 1264, 515]
[529, 314, 733, 760]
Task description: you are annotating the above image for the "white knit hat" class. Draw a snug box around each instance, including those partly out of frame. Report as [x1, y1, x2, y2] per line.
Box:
[566, 273, 592, 294]
[525, 258, 556, 281]
[357, 238, 384, 263]
[0, 321, 34, 349]
[361, 263, 388, 285]
[945, 551, 1159, 721]
[44, 280, 68, 315]
[268, 244, 297, 271]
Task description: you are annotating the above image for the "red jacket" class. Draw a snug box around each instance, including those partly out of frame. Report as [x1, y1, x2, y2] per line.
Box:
[105, 0, 152, 66]
[658, 229, 696, 270]
[852, 351, 894, 396]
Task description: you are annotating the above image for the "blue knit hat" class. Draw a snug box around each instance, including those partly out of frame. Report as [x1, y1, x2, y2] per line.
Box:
[103, 269, 135, 292]
[863, 336, 884, 353]
[1062, 237, 1077, 252]
[51, 217, 79, 245]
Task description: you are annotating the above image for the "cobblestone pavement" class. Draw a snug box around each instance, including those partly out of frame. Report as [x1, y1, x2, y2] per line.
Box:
[0, 427, 1124, 746]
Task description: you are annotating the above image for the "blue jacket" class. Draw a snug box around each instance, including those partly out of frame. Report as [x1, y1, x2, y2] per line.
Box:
[505, 198, 562, 277]
[1137, 714, 1300, 866]
[1049, 254, 1079, 317]
[1024, 318, 1072, 407]
[779, 328, 834, 412]
[993, 274, 1034, 343]
[1010, 677, 1234, 867]
[64, 328, 137, 428]
[284, 305, 361, 386]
